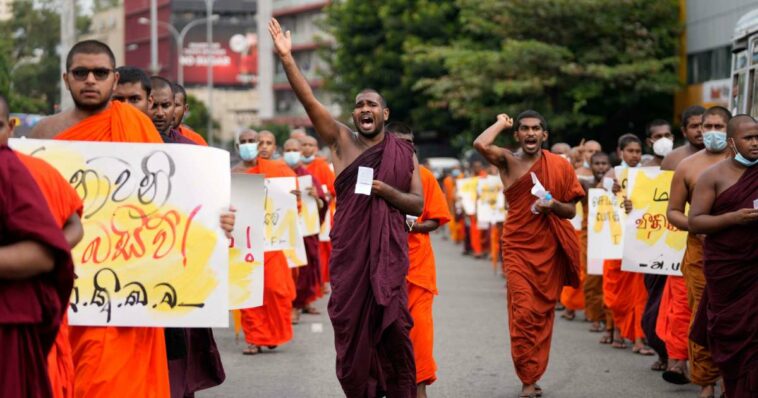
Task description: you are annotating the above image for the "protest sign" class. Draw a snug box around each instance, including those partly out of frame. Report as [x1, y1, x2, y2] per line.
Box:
[229, 173, 264, 310]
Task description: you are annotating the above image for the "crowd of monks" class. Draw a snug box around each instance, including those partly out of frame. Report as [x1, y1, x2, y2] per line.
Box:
[1, 21, 757, 398]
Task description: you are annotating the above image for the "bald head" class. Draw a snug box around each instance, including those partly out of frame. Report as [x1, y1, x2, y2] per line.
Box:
[583, 140, 601, 162]
[257, 130, 277, 160]
[283, 138, 301, 151]
[301, 135, 319, 159]
[550, 142, 570, 156]
[727, 115, 756, 138]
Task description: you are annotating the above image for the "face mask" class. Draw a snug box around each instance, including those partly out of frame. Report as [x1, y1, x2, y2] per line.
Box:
[239, 143, 258, 161]
[582, 160, 590, 169]
[732, 141, 758, 167]
[283, 151, 301, 166]
[703, 131, 727, 152]
[653, 137, 674, 157]
[620, 160, 638, 168]
[302, 154, 315, 164]
[451, 169, 461, 177]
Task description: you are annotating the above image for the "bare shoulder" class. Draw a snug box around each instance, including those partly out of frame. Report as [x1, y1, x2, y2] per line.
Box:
[661, 146, 689, 170]
[29, 113, 72, 139]
[697, 160, 726, 186]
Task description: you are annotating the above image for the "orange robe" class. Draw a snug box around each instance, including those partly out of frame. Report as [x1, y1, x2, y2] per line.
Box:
[407, 167, 451, 385]
[603, 260, 647, 340]
[18, 153, 83, 398]
[241, 158, 297, 347]
[680, 234, 719, 385]
[304, 157, 336, 286]
[178, 125, 208, 146]
[560, 228, 586, 310]
[502, 151, 584, 385]
[489, 223, 503, 270]
[656, 276, 690, 360]
[55, 100, 170, 398]
[441, 175, 462, 243]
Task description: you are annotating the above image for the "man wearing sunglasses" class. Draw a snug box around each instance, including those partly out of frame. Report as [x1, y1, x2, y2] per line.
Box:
[29, 40, 169, 398]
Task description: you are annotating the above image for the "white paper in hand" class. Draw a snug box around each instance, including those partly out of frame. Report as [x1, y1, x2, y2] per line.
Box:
[754, 198, 758, 209]
[602, 177, 615, 193]
[530, 172, 547, 199]
[355, 166, 374, 195]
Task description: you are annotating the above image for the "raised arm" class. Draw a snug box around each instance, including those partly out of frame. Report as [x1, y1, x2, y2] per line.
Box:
[473, 114, 513, 168]
[269, 19, 344, 146]
[666, 166, 690, 231]
[372, 156, 424, 216]
[688, 170, 758, 234]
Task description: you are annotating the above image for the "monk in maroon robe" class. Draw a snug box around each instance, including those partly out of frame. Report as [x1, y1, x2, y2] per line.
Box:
[689, 115, 758, 398]
[0, 145, 74, 398]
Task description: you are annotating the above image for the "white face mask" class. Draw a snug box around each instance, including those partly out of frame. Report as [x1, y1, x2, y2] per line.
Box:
[652, 137, 674, 157]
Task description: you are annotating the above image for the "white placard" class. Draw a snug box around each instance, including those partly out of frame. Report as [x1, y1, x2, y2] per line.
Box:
[298, 175, 320, 237]
[355, 166, 373, 195]
[229, 174, 264, 310]
[586, 189, 625, 275]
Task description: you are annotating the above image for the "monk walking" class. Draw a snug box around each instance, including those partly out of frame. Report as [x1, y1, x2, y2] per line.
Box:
[113, 66, 153, 115]
[666, 106, 733, 396]
[389, 123, 452, 398]
[282, 138, 328, 322]
[172, 83, 209, 146]
[2, 95, 84, 398]
[271, 18, 423, 397]
[689, 115, 758, 398]
[474, 111, 585, 398]
[29, 40, 172, 398]
[239, 130, 297, 355]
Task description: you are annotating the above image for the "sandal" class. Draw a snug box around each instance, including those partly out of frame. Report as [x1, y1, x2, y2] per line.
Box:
[611, 339, 628, 349]
[633, 346, 655, 356]
[561, 311, 575, 321]
[599, 333, 613, 344]
[662, 366, 690, 385]
[535, 384, 543, 397]
[303, 306, 321, 315]
[242, 344, 261, 355]
[589, 323, 604, 333]
[267, 345, 278, 350]
[650, 360, 667, 371]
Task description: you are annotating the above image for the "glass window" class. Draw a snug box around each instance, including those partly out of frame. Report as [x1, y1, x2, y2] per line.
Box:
[751, 71, 758, 117]
[752, 37, 758, 65]
[732, 72, 746, 114]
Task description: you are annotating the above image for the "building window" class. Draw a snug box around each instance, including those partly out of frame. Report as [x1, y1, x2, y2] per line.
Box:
[687, 45, 732, 84]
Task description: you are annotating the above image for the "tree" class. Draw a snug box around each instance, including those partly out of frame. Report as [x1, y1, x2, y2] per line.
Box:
[412, 0, 680, 149]
[184, 94, 218, 141]
[322, 0, 466, 143]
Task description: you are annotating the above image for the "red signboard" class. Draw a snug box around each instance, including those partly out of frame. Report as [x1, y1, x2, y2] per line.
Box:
[181, 24, 258, 86]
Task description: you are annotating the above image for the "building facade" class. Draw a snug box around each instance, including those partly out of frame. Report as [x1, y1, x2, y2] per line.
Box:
[80, 5, 125, 66]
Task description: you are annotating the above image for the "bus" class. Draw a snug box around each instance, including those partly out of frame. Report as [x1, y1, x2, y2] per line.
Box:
[731, 8, 758, 116]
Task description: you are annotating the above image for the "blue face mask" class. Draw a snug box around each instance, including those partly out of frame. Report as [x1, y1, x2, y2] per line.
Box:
[302, 154, 316, 164]
[239, 143, 258, 161]
[451, 169, 461, 177]
[283, 151, 301, 166]
[732, 141, 758, 167]
[582, 160, 590, 169]
[703, 130, 727, 152]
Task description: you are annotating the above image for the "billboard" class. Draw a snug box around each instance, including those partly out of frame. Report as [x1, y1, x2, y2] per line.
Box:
[181, 22, 258, 86]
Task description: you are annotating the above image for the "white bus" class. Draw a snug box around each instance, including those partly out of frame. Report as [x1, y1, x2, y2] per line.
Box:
[731, 8, 758, 116]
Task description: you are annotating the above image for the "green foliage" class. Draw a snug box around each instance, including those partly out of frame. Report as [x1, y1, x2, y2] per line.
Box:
[324, 0, 680, 151]
[184, 94, 218, 141]
[249, 123, 292, 150]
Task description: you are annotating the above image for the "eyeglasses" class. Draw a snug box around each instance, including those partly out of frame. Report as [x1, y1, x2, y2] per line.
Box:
[69, 67, 113, 81]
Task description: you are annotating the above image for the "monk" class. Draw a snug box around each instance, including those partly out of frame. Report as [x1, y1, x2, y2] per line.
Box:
[0, 140, 75, 398]
[665, 107, 733, 395]
[29, 40, 170, 398]
[282, 138, 327, 322]
[271, 18, 423, 397]
[603, 134, 654, 355]
[663, 106, 706, 168]
[388, 123, 451, 398]
[688, 115, 758, 398]
[550, 142, 571, 157]
[474, 111, 585, 398]
[300, 134, 336, 292]
[2, 96, 83, 398]
[642, 119, 674, 167]
[147, 77, 229, 398]
[574, 140, 602, 181]
[172, 83, 209, 146]
[113, 66, 153, 114]
[442, 166, 463, 243]
[579, 152, 612, 334]
[231, 129, 258, 172]
[240, 130, 297, 355]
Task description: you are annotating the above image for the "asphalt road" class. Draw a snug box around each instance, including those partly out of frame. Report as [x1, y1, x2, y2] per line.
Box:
[200, 234, 701, 398]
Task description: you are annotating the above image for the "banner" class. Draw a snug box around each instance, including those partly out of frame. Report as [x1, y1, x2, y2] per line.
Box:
[298, 175, 320, 237]
[456, 177, 478, 216]
[587, 188, 625, 275]
[621, 167, 686, 276]
[263, 177, 306, 268]
[10, 138, 230, 327]
[570, 202, 584, 231]
[476, 175, 505, 228]
[229, 174, 264, 310]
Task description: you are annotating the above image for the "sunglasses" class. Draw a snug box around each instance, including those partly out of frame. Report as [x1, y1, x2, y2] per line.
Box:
[69, 67, 113, 81]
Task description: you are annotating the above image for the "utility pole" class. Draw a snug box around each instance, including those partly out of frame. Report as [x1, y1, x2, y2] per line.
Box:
[60, 0, 76, 112]
[206, 0, 215, 146]
[257, 0, 273, 120]
[149, 0, 159, 74]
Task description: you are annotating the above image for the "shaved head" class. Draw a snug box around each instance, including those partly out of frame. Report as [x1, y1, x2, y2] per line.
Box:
[284, 138, 301, 151]
[550, 142, 570, 155]
[257, 130, 277, 159]
[258, 130, 275, 143]
[301, 135, 318, 158]
[727, 115, 756, 138]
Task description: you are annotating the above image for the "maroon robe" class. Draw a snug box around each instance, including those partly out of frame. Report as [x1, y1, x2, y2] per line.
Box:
[328, 133, 417, 398]
[293, 166, 327, 309]
[691, 165, 758, 398]
[0, 145, 74, 398]
[160, 133, 226, 398]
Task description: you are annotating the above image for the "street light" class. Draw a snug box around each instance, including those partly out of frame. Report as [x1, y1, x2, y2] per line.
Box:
[138, 14, 220, 86]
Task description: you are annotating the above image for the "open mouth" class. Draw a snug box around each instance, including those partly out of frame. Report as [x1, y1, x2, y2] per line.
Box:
[359, 114, 374, 131]
[524, 137, 539, 149]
